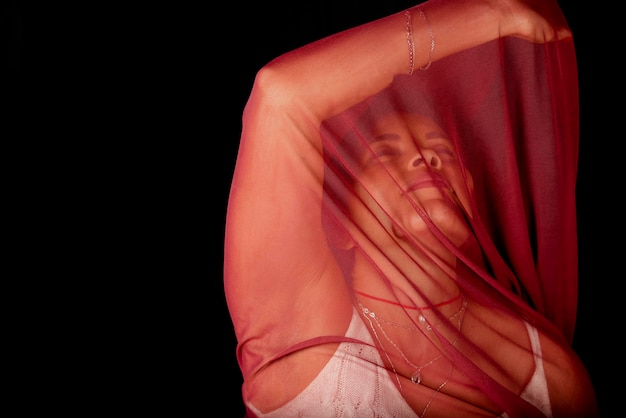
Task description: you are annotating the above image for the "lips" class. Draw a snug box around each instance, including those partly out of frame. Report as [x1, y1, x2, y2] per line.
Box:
[403, 172, 449, 193]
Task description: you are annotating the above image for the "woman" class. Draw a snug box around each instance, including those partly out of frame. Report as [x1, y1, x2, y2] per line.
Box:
[224, 0, 599, 416]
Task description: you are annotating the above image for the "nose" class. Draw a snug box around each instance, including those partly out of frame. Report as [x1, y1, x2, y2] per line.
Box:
[408, 149, 441, 170]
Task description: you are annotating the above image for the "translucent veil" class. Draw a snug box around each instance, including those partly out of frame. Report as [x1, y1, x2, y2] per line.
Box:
[225, 3, 594, 417]
[321, 37, 580, 339]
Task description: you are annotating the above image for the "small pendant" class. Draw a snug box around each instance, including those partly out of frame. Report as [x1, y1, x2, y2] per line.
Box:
[411, 369, 422, 384]
[418, 314, 432, 331]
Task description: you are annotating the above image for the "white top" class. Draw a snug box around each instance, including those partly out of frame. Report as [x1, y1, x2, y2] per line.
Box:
[248, 309, 552, 417]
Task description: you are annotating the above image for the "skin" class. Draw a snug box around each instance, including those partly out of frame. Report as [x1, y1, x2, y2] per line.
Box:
[346, 112, 599, 417]
[351, 112, 474, 249]
[347, 112, 473, 309]
[245, 111, 600, 417]
[227, 1, 598, 416]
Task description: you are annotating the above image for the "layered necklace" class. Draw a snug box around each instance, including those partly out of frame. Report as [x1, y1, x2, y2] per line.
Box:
[358, 292, 467, 417]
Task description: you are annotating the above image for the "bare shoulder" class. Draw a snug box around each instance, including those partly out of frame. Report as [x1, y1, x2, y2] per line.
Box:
[244, 301, 354, 413]
[538, 332, 600, 418]
[245, 344, 339, 412]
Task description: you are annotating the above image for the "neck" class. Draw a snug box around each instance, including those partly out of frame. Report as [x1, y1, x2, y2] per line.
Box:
[355, 290, 461, 310]
[350, 249, 460, 307]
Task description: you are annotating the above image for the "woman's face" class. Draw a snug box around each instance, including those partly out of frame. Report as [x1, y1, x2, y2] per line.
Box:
[348, 112, 474, 249]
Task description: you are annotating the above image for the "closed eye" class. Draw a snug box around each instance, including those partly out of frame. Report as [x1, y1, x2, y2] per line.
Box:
[433, 144, 455, 160]
[363, 144, 402, 165]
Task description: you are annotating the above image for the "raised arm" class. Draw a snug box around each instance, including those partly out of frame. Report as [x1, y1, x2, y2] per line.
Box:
[255, 0, 569, 123]
[224, 0, 571, 393]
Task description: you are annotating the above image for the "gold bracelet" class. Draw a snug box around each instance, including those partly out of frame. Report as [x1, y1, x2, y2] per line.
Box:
[405, 10, 415, 75]
[418, 8, 434, 71]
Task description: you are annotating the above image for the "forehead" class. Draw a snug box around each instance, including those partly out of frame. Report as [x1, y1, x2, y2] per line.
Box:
[370, 112, 450, 143]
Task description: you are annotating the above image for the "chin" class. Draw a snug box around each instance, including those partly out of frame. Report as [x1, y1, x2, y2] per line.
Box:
[406, 200, 471, 246]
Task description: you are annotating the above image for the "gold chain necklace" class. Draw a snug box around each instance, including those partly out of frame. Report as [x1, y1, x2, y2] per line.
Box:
[359, 296, 467, 417]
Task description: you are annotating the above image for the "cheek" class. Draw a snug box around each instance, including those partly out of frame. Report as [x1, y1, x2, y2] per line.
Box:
[356, 173, 402, 217]
[443, 168, 474, 217]
[348, 178, 400, 232]
[350, 182, 392, 221]
[345, 190, 398, 250]
[453, 191, 473, 219]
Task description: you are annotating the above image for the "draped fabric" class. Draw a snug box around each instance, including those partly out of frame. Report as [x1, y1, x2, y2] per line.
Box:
[224, 1, 598, 417]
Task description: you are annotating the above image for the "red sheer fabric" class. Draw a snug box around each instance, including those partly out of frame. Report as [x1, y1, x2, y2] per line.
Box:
[225, 1, 598, 417]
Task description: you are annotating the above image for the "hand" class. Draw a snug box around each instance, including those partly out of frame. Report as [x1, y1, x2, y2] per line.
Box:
[489, 0, 571, 41]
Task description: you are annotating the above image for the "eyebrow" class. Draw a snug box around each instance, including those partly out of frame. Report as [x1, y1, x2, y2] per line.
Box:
[370, 133, 400, 143]
[425, 130, 450, 140]
[371, 130, 449, 143]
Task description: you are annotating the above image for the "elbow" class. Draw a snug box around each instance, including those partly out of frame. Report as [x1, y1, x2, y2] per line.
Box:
[245, 62, 301, 116]
[250, 63, 297, 106]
